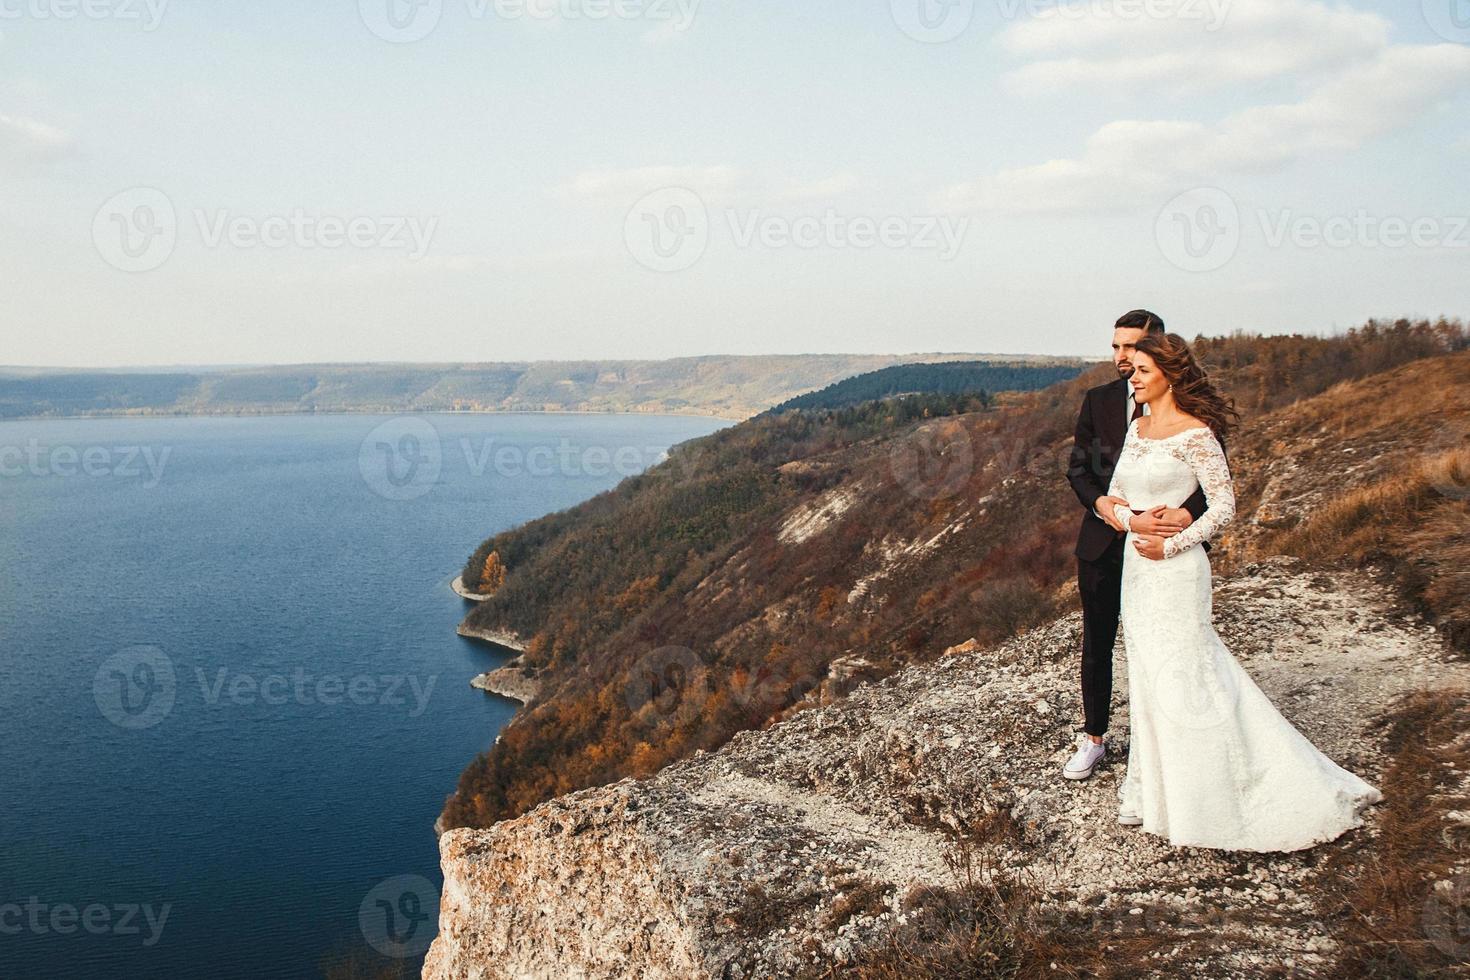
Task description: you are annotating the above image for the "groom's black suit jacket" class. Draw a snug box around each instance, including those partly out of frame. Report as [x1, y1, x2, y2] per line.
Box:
[1067, 377, 1210, 563]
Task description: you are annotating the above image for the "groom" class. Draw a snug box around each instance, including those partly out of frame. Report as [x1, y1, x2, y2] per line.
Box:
[1061, 309, 1208, 780]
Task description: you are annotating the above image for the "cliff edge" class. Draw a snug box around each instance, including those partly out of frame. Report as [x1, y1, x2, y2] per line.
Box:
[424, 559, 1470, 978]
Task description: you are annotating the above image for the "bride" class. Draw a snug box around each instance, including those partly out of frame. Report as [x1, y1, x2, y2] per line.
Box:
[1102, 332, 1383, 852]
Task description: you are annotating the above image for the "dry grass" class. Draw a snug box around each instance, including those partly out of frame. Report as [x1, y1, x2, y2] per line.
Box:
[1317, 690, 1470, 977]
[817, 693, 1470, 979]
[728, 879, 827, 937]
[823, 879, 892, 930]
[802, 811, 1178, 980]
[968, 577, 1058, 647]
[1257, 447, 1470, 653]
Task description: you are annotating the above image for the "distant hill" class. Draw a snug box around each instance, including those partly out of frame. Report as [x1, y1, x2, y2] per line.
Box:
[0, 353, 1081, 423]
[763, 360, 1085, 414]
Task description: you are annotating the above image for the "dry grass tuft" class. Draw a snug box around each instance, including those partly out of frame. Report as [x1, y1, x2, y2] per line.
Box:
[1319, 690, 1470, 977]
[1258, 447, 1470, 653]
[804, 811, 1176, 980]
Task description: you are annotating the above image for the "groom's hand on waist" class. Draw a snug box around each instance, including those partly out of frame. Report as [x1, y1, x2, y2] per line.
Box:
[1093, 495, 1131, 533]
[1129, 505, 1191, 538]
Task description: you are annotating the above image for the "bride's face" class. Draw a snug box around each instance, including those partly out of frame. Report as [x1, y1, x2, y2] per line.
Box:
[1129, 351, 1171, 405]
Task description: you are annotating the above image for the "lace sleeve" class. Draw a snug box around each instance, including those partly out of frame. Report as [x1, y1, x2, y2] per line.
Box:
[1163, 428, 1235, 559]
[1104, 419, 1138, 531]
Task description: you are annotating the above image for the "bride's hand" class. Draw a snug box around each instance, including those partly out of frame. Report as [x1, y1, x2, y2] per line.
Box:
[1133, 535, 1166, 561]
[1158, 507, 1194, 530]
[1129, 506, 1187, 538]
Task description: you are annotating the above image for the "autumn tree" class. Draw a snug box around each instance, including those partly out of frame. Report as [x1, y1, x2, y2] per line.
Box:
[479, 550, 507, 594]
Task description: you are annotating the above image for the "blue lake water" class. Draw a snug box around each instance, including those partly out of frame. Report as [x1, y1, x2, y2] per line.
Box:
[0, 412, 729, 980]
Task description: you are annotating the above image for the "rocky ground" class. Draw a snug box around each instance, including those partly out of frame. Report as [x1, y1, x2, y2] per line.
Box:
[470, 657, 540, 710]
[424, 558, 1470, 979]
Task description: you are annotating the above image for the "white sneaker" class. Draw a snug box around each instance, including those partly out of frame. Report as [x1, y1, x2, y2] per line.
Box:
[1063, 737, 1105, 780]
[1117, 810, 1143, 826]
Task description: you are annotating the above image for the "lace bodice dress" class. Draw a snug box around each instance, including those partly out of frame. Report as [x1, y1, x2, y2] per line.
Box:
[1104, 418, 1383, 852]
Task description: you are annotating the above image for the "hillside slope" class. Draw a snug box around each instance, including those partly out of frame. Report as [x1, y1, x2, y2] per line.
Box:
[426, 560, 1470, 978]
[443, 322, 1468, 833]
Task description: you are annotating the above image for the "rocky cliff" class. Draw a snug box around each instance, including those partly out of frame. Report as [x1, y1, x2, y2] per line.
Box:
[424, 559, 1470, 978]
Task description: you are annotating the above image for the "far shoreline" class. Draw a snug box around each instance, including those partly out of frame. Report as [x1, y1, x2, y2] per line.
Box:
[0, 407, 748, 425]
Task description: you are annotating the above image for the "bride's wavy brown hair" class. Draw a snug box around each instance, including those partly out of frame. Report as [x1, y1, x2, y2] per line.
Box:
[1133, 332, 1240, 442]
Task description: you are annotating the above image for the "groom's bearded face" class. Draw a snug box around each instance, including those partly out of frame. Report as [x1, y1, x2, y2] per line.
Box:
[1112, 327, 1147, 378]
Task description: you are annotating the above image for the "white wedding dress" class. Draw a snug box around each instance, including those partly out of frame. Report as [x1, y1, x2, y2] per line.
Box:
[1106, 418, 1383, 852]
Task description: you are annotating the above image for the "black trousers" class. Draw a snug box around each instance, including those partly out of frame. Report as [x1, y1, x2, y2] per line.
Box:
[1078, 535, 1126, 737]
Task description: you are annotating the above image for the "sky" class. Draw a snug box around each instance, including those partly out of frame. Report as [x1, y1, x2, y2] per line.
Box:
[3, 0, 1468, 367]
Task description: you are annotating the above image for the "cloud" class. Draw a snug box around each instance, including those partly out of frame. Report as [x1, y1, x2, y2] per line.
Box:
[553, 167, 865, 206]
[939, 4, 1470, 215]
[769, 173, 865, 203]
[0, 112, 72, 174]
[999, 0, 1388, 91]
[553, 165, 744, 203]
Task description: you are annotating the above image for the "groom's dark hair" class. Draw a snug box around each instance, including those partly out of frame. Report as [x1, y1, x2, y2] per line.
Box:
[1115, 309, 1165, 334]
